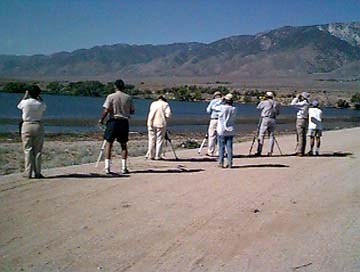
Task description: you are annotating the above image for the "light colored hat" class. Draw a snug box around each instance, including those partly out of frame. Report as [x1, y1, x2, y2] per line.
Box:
[266, 91, 274, 98]
[301, 92, 310, 100]
[312, 100, 319, 107]
[224, 93, 233, 101]
[213, 91, 222, 98]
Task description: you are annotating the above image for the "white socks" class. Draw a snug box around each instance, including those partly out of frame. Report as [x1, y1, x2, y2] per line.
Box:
[121, 159, 127, 171]
[105, 159, 111, 170]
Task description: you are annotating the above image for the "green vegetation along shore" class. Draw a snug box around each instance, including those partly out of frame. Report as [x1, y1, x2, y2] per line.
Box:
[1, 79, 360, 108]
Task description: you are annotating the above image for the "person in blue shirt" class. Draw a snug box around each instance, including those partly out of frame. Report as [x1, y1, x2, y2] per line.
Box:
[206, 91, 223, 156]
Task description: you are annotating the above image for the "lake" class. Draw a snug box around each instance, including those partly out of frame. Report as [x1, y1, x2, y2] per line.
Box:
[1, 92, 359, 134]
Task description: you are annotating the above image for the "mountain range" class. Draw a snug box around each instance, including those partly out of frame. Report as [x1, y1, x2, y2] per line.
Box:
[1, 22, 360, 81]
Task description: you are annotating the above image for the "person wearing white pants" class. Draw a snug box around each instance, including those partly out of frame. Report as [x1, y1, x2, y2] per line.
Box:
[17, 85, 47, 179]
[146, 96, 172, 160]
[206, 91, 223, 156]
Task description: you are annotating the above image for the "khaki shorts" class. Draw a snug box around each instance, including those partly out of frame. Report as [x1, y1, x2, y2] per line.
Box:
[308, 129, 322, 137]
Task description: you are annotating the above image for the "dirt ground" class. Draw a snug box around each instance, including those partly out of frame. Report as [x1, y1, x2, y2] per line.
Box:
[0, 128, 359, 272]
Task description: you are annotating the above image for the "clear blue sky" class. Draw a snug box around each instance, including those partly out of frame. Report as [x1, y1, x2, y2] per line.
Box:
[1, 0, 360, 55]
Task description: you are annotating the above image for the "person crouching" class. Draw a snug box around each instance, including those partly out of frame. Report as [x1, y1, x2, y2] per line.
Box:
[212, 93, 236, 168]
[17, 85, 47, 179]
[146, 95, 172, 160]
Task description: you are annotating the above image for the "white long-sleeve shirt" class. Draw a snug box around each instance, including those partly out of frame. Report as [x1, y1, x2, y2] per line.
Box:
[147, 99, 171, 128]
[213, 104, 236, 136]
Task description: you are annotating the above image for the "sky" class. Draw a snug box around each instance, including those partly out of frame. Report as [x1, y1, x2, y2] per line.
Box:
[1, 0, 360, 56]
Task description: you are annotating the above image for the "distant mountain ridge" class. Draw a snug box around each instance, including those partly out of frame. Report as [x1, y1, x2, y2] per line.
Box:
[1, 22, 360, 80]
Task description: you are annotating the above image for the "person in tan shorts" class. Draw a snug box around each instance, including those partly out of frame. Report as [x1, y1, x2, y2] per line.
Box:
[17, 85, 47, 178]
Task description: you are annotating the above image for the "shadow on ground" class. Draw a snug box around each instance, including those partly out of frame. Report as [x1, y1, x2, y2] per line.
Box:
[231, 164, 289, 169]
[130, 168, 204, 174]
[45, 173, 130, 179]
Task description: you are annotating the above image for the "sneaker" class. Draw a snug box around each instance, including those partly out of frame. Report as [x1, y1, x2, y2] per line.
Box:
[315, 151, 319, 156]
[254, 152, 261, 157]
[104, 168, 111, 174]
[307, 151, 314, 156]
[121, 168, 129, 174]
[35, 174, 45, 179]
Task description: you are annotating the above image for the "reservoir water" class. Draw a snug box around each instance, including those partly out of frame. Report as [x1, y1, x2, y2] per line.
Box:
[1, 92, 359, 134]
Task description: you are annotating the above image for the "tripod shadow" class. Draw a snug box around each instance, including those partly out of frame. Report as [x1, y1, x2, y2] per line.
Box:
[234, 154, 294, 158]
[162, 157, 216, 162]
[231, 163, 289, 169]
[130, 167, 204, 174]
[45, 172, 130, 179]
[305, 152, 354, 158]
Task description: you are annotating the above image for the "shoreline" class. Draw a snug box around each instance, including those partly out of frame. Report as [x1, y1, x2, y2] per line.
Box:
[1, 124, 359, 176]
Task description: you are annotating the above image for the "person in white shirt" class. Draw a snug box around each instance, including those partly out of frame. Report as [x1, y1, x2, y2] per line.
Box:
[146, 95, 172, 160]
[17, 85, 47, 178]
[212, 93, 236, 168]
[205, 91, 223, 156]
[291, 92, 310, 156]
[307, 100, 323, 155]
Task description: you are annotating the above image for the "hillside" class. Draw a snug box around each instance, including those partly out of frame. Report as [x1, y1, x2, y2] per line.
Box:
[0, 22, 360, 81]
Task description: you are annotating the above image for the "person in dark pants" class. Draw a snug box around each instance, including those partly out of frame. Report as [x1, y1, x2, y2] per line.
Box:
[98, 79, 135, 174]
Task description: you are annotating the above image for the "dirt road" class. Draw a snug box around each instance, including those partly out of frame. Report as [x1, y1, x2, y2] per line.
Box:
[1, 128, 359, 272]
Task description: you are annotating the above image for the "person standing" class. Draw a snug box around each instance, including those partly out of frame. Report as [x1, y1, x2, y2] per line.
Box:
[146, 95, 172, 160]
[17, 85, 46, 179]
[255, 92, 280, 156]
[206, 91, 223, 156]
[307, 100, 323, 156]
[291, 92, 310, 156]
[213, 93, 236, 168]
[98, 79, 135, 174]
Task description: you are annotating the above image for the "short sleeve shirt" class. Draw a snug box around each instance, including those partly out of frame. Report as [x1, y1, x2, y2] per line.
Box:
[103, 91, 135, 118]
[17, 98, 46, 122]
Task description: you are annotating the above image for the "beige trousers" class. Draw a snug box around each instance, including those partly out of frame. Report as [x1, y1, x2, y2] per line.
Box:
[147, 126, 166, 159]
[21, 122, 44, 177]
[296, 118, 307, 155]
[207, 119, 218, 155]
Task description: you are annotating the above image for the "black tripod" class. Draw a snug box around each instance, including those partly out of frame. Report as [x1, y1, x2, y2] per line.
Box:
[164, 130, 179, 160]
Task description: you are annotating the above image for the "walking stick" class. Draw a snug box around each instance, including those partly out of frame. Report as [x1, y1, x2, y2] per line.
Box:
[95, 140, 107, 168]
[165, 130, 179, 160]
[198, 133, 208, 154]
[248, 117, 262, 155]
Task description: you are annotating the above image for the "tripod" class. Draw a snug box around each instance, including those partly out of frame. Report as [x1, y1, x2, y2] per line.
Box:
[164, 130, 179, 160]
[198, 133, 208, 154]
[248, 118, 283, 156]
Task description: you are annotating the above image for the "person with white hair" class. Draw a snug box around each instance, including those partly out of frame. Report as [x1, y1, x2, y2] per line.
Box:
[205, 91, 223, 156]
[291, 92, 310, 156]
[212, 93, 236, 168]
[255, 91, 280, 156]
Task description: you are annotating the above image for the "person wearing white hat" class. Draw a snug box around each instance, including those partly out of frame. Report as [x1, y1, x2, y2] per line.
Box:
[255, 91, 280, 156]
[291, 92, 311, 156]
[212, 93, 236, 168]
[205, 91, 223, 156]
[146, 95, 172, 160]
